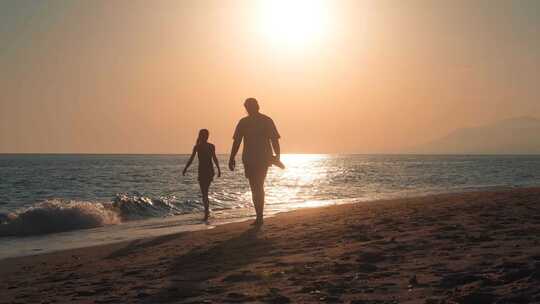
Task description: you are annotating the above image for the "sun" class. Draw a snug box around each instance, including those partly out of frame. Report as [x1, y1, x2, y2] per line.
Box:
[258, 0, 331, 49]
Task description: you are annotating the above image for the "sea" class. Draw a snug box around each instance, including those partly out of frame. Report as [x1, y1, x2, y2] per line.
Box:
[1, 154, 539, 259]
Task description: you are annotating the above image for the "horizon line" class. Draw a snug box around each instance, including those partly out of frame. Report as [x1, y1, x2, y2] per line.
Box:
[2, 153, 540, 156]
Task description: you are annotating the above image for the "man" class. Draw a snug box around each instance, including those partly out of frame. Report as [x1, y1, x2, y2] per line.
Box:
[229, 98, 281, 226]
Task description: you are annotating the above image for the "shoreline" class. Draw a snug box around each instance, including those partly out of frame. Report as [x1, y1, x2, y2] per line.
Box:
[2, 187, 540, 303]
[0, 184, 519, 261]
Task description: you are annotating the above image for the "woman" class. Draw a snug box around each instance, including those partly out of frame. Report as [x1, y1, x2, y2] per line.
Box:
[183, 129, 221, 222]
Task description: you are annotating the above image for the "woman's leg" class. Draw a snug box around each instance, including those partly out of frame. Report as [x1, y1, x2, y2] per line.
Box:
[199, 180, 210, 221]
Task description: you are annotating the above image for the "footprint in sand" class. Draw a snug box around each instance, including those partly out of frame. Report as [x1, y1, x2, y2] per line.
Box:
[357, 263, 378, 273]
[222, 271, 261, 283]
[225, 292, 255, 302]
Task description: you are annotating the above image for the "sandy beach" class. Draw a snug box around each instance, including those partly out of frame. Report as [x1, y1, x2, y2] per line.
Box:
[2, 188, 540, 303]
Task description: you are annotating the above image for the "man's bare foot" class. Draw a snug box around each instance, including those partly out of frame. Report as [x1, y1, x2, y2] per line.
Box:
[250, 217, 263, 226]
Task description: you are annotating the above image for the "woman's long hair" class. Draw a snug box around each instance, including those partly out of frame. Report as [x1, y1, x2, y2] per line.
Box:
[196, 129, 209, 146]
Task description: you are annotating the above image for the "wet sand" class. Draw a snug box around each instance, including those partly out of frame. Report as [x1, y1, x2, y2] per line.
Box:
[2, 188, 540, 303]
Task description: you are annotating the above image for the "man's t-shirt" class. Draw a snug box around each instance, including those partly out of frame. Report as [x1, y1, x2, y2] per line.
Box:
[233, 113, 280, 166]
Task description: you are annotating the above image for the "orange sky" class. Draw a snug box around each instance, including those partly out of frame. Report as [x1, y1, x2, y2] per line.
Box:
[1, 0, 540, 153]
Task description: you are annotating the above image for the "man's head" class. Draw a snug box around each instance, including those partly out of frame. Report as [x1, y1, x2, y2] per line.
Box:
[244, 98, 260, 116]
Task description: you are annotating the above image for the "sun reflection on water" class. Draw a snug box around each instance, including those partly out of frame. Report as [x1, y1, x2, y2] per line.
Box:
[278, 154, 329, 184]
[264, 154, 330, 210]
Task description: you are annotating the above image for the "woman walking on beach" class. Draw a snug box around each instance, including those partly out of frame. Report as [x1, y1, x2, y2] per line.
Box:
[183, 129, 221, 222]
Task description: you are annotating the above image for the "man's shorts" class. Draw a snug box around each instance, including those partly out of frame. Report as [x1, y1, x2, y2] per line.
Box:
[243, 162, 269, 180]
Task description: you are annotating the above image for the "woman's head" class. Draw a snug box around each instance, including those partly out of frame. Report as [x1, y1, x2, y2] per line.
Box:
[197, 129, 209, 145]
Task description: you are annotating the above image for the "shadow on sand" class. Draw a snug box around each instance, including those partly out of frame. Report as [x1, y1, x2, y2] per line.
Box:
[147, 226, 274, 303]
[106, 233, 185, 260]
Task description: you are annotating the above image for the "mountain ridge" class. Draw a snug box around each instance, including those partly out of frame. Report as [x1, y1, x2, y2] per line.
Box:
[413, 117, 540, 154]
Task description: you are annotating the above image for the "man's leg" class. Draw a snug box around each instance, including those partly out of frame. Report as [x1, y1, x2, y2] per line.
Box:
[248, 176, 261, 219]
[248, 166, 268, 224]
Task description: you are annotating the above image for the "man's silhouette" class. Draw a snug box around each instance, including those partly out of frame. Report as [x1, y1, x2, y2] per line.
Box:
[229, 98, 281, 226]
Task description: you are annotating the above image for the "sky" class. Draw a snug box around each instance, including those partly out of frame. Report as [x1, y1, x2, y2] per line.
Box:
[1, 0, 540, 154]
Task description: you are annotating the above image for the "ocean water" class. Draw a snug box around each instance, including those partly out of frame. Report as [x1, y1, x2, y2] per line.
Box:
[1, 154, 539, 259]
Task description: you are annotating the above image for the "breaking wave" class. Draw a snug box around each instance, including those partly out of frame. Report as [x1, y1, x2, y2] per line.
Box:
[0, 194, 202, 237]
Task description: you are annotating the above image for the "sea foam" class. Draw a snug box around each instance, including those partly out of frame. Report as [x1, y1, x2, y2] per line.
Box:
[0, 194, 199, 237]
[0, 200, 119, 237]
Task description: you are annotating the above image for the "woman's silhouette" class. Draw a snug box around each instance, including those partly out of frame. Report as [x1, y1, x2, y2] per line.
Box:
[183, 129, 221, 222]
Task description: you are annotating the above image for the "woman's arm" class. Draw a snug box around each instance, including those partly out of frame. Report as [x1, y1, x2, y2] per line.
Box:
[182, 146, 197, 176]
[211, 145, 221, 177]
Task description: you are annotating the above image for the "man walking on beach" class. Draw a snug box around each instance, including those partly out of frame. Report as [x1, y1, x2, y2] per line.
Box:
[229, 98, 281, 226]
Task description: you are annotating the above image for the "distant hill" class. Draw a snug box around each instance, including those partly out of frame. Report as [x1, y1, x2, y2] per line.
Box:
[413, 117, 540, 154]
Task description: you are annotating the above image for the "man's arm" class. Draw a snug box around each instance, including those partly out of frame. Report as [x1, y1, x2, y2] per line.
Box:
[271, 138, 280, 159]
[230, 121, 242, 171]
[229, 138, 241, 171]
[269, 118, 281, 159]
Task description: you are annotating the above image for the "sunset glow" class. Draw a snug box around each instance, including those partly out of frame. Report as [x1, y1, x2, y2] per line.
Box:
[257, 0, 332, 49]
[1, 1, 540, 154]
